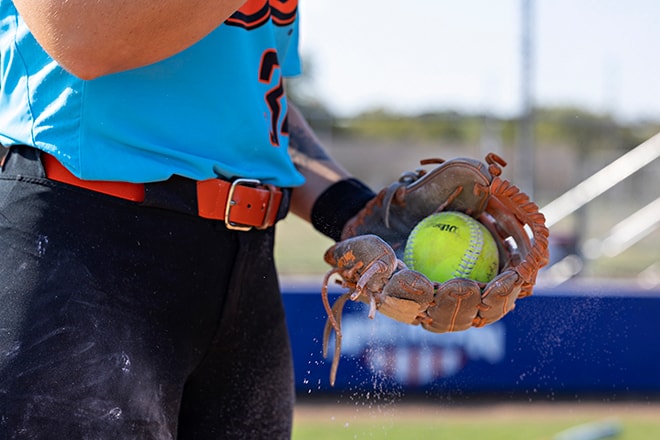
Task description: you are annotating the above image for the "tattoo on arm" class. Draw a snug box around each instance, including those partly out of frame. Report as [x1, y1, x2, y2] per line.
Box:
[288, 119, 330, 159]
[288, 112, 343, 181]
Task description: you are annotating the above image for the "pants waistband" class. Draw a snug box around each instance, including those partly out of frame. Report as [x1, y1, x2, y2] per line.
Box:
[1, 146, 290, 230]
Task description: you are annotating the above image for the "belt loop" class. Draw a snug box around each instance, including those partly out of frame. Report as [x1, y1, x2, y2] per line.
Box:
[256, 184, 278, 230]
[275, 188, 291, 223]
[3, 145, 48, 177]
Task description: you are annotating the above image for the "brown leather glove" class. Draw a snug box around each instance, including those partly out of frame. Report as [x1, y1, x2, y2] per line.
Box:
[320, 153, 549, 385]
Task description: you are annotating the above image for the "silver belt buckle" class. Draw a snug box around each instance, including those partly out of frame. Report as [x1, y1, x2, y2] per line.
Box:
[225, 178, 261, 231]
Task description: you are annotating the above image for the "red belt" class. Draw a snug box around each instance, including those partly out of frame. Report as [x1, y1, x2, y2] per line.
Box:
[41, 153, 283, 231]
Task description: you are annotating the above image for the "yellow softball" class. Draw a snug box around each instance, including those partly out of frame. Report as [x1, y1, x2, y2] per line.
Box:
[403, 211, 499, 284]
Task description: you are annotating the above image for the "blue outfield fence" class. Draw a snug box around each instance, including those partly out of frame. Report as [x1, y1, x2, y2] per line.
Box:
[281, 281, 660, 397]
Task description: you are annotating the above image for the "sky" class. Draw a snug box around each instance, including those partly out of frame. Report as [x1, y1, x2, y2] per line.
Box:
[297, 0, 660, 122]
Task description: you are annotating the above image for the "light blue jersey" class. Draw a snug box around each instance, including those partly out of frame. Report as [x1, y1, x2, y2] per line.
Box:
[0, 1, 305, 187]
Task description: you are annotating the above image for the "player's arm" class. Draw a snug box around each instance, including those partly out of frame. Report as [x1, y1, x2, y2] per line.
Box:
[287, 104, 351, 221]
[11, 0, 246, 79]
[287, 104, 375, 240]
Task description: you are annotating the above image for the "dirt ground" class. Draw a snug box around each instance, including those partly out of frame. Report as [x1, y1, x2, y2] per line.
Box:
[294, 398, 660, 424]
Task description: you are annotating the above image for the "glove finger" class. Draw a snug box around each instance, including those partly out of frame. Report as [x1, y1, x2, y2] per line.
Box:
[475, 270, 523, 326]
[423, 279, 482, 333]
[371, 269, 435, 325]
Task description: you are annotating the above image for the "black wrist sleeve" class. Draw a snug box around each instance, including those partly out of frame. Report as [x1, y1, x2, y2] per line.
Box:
[311, 178, 376, 241]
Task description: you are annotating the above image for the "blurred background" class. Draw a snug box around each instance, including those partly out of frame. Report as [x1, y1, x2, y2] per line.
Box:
[276, 0, 660, 288]
[281, 5, 660, 436]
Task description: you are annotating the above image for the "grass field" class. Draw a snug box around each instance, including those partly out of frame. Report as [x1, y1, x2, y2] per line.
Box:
[292, 400, 660, 439]
[275, 215, 333, 276]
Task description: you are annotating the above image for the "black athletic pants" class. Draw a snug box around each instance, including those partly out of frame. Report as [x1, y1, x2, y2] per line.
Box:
[0, 146, 294, 439]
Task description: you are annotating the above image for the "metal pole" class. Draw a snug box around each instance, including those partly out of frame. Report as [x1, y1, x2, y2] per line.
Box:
[517, 0, 535, 198]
